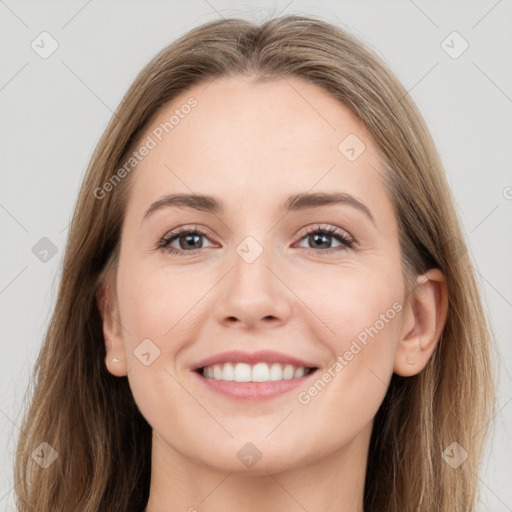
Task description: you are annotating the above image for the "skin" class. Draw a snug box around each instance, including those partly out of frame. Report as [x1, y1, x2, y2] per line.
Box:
[99, 75, 448, 512]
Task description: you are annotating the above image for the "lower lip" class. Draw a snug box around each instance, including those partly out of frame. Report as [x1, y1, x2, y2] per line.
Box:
[193, 369, 318, 401]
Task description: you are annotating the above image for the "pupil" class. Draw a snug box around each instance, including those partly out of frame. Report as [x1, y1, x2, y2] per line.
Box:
[181, 234, 202, 249]
[310, 233, 330, 249]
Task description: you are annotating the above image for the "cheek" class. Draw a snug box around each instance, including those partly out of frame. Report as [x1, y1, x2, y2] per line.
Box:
[115, 265, 201, 427]
[297, 270, 402, 410]
[298, 266, 403, 358]
[294, 269, 402, 415]
[117, 264, 198, 346]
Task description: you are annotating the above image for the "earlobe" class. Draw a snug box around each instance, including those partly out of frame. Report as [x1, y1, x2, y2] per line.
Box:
[393, 268, 449, 377]
[96, 282, 127, 377]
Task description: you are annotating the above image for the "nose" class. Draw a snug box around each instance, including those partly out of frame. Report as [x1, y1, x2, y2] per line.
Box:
[213, 244, 292, 330]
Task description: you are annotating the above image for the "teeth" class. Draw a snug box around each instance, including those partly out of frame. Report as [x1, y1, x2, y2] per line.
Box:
[282, 364, 295, 380]
[294, 367, 305, 378]
[252, 362, 270, 382]
[221, 362, 235, 381]
[269, 363, 282, 381]
[201, 362, 313, 382]
[233, 362, 251, 382]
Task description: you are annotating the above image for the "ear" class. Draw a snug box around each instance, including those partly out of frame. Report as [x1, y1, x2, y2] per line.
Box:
[393, 268, 448, 377]
[97, 281, 127, 377]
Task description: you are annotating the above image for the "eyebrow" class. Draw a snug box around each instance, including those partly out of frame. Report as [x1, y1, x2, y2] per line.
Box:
[143, 191, 375, 224]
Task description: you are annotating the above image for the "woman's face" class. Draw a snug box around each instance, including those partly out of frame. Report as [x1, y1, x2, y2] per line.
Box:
[104, 75, 414, 473]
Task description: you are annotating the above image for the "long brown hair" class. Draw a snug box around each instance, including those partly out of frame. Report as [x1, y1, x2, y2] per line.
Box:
[13, 14, 496, 511]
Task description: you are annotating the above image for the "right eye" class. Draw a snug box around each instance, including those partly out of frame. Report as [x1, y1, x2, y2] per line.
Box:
[156, 226, 218, 255]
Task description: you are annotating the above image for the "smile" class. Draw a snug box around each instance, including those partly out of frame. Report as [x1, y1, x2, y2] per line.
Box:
[200, 362, 316, 382]
[191, 349, 319, 400]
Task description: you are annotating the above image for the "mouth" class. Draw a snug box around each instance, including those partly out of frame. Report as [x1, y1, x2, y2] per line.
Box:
[191, 350, 320, 400]
[196, 362, 318, 382]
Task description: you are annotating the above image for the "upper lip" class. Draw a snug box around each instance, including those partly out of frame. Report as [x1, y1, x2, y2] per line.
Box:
[191, 350, 318, 371]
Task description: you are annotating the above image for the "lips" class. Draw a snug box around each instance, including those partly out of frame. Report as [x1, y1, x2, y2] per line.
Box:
[191, 349, 318, 371]
[191, 350, 319, 400]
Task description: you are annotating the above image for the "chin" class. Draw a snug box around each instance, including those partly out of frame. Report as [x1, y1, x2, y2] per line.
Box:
[191, 438, 309, 475]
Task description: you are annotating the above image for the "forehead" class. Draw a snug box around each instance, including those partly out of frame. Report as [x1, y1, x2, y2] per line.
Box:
[126, 74, 389, 219]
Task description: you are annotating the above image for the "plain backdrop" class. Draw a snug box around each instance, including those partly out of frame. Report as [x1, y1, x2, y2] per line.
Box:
[1, 1, 511, 510]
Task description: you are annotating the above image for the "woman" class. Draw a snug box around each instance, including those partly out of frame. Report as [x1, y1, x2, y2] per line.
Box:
[13, 14, 496, 512]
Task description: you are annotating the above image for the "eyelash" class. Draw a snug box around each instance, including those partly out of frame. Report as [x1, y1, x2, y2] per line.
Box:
[156, 224, 354, 257]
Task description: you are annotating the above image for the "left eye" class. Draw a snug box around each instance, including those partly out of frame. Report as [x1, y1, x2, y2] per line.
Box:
[295, 226, 353, 252]
[157, 225, 354, 256]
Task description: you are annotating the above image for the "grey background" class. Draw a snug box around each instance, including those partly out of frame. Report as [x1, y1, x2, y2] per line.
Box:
[1, 0, 511, 510]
